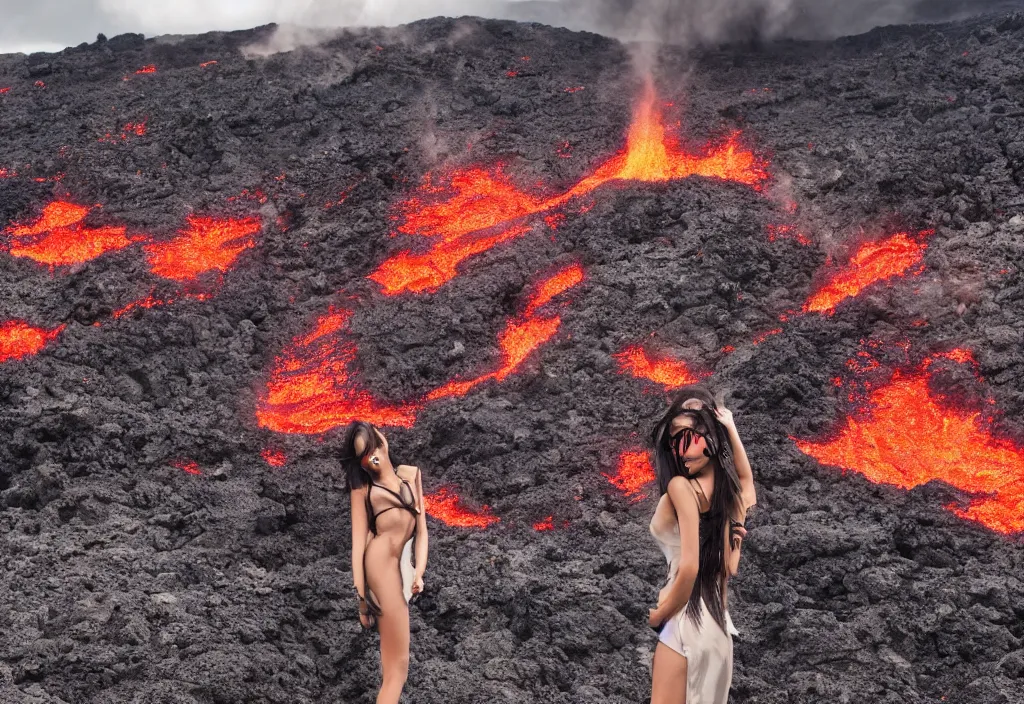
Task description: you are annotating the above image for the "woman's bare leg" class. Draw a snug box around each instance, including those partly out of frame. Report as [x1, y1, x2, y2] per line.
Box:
[365, 548, 410, 704]
[651, 642, 688, 704]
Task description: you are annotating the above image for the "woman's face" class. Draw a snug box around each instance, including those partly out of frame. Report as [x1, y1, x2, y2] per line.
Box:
[356, 428, 389, 472]
[669, 414, 711, 474]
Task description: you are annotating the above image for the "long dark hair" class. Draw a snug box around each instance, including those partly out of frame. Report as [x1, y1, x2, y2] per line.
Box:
[341, 421, 395, 491]
[651, 384, 743, 633]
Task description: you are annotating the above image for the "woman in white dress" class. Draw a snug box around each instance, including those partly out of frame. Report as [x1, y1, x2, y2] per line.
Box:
[345, 421, 429, 704]
[647, 386, 757, 704]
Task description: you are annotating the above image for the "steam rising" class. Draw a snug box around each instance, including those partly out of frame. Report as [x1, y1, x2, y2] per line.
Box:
[1, 0, 1022, 54]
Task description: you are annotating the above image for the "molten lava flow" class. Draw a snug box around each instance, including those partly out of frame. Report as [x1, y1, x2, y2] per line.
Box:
[794, 371, 1024, 534]
[603, 449, 656, 502]
[145, 215, 261, 281]
[200, 61, 218, 68]
[426, 315, 561, 400]
[0, 321, 65, 363]
[8, 201, 90, 235]
[614, 346, 702, 389]
[111, 291, 213, 319]
[135, 65, 157, 74]
[752, 328, 783, 345]
[533, 516, 555, 531]
[256, 308, 418, 435]
[567, 83, 768, 193]
[423, 487, 500, 528]
[5, 201, 138, 267]
[369, 225, 530, 295]
[426, 268, 581, 400]
[803, 231, 931, 315]
[375, 84, 767, 296]
[261, 448, 287, 467]
[524, 264, 584, 316]
[172, 460, 203, 476]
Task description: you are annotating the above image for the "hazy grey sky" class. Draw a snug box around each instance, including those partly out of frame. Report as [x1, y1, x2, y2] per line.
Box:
[2, 0, 1021, 55]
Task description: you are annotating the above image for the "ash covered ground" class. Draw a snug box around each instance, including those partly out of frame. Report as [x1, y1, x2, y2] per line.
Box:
[2, 11, 1024, 704]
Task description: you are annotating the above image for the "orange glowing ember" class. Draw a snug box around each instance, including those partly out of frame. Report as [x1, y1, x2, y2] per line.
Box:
[935, 348, 977, 365]
[111, 290, 213, 319]
[5, 201, 138, 267]
[752, 328, 783, 345]
[614, 345, 702, 389]
[256, 308, 418, 435]
[145, 215, 261, 281]
[533, 516, 555, 531]
[374, 83, 767, 295]
[794, 371, 1024, 534]
[803, 231, 931, 315]
[524, 264, 584, 316]
[172, 460, 202, 476]
[369, 225, 530, 295]
[261, 448, 287, 467]
[423, 487, 500, 528]
[603, 449, 656, 502]
[135, 65, 157, 74]
[0, 320, 65, 363]
[200, 61, 218, 68]
[0, 87, 10, 94]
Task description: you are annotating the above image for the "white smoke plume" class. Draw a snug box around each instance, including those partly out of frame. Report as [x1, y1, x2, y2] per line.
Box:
[0, 0, 1021, 54]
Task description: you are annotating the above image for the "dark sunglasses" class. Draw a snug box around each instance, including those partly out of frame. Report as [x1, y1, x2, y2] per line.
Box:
[670, 426, 711, 458]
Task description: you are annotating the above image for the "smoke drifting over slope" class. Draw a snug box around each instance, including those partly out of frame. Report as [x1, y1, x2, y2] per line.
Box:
[3, 0, 1024, 54]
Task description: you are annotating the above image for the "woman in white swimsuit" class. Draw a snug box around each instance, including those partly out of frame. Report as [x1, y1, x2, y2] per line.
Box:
[345, 421, 429, 704]
[647, 386, 757, 704]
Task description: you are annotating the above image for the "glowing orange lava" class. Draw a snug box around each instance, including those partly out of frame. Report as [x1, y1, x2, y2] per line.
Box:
[8, 201, 90, 235]
[135, 65, 157, 74]
[372, 83, 767, 295]
[524, 263, 584, 316]
[369, 225, 530, 295]
[111, 290, 213, 319]
[426, 268, 581, 400]
[145, 215, 261, 281]
[752, 328, 783, 345]
[614, 346, 702, 389]
[423, 487, 500, 528]
[0, 320, 65, 363]
[803, 231, 932, 315]
[256, 308, 418, 435]
[261, 448, 287, 467]
[533, 516, 555, 531]
[426, 315, 561, 400]
[794, 371, 1024, 534]
[172, 460, 203, 476]
[0, 87, 10, 95]
[4, 201, 138, 267]
[200, 61, 218, 68]
[603, 449, 656, 502]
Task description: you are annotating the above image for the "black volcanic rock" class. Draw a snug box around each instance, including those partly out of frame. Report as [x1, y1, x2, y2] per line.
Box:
[2, 13, 1024, 704]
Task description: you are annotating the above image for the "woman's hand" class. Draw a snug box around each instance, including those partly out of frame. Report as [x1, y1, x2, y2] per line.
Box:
[714, 405, 735, 430]
[648, 608, 663, 629]
[358, 597, 373, 628]
[730, 523, 748, 548]
[412, 574, 424, 596]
